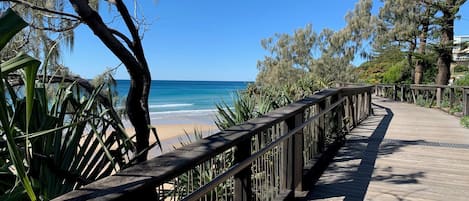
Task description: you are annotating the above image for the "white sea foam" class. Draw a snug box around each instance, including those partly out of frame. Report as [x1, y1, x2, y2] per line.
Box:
[149, 109, 218, 125]
[149, 103, 193, 108]
[150, 109, 217, 116]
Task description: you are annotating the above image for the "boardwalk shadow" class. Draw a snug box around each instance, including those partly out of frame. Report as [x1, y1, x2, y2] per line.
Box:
[305, 103, 426, 201]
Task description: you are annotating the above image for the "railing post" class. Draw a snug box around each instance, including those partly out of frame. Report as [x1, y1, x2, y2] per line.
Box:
[282, 112, 304, 199]
[393, 85, 397, 101]
[360, 93, 365, 121]
[412, 87, 417, 104]
[379, 86, 382, 97]
[347, 96, 357, 128]
[450, 87, 455, 109]
[336, 93, 344, 135]
[367, 88, 372, 116]
[436, 87, 443, 108]
[464, 88, 469, 116]
[287, 113, 304, 192]
[317, 100, 327, 152]
[400, 85, 405, 102]
[234, 139, 252, 201]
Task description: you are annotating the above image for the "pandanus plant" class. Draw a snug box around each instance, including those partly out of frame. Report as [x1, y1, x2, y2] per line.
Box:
[0, 9, 135, 200]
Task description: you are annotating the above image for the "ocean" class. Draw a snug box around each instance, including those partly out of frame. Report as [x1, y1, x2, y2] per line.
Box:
[115, 80, 250, 125]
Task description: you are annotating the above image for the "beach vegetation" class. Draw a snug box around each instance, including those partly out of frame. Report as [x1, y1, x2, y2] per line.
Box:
[381, 60, 412, 84]
[375, 0, 435, 84]
[461, 116, 469, 128]
[256, 24, 359, 90]
[218, 1, 375, 129]
[1, 0, 157, 163]
[0, 9, 136, 200]
[353, 0, 466, 85]
[166, 130, 234, 200]
[454, 72, 469, 86]
[454, 65, 468, 73]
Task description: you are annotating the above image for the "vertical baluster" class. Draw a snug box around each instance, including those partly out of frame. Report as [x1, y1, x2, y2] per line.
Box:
[464, 88, 469, 116]
[353, 95, 358, 127]
[362, 92, 366, 120]
[412, 88, 416, 104]
[317, 100, 327, 152]
[368, 88, 373, 116]
[450, 87, 455, 109]
[337, 92, 345, 137]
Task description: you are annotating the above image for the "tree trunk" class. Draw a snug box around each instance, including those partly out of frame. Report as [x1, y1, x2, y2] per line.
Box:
[407, 42, 416, 78]
[69, 0, 152, 162]
[414, 61, 424, 84]
[435, 1, 454, 85]
[415, 16, 429, 84]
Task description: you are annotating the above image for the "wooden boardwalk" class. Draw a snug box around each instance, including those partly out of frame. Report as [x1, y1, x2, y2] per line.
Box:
[305, 96, 469, 201]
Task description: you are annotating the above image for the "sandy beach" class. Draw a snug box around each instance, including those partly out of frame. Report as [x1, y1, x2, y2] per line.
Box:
[124, 110, 220, 157]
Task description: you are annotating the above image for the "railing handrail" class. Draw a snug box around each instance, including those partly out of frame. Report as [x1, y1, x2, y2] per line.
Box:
[182, 96, 347, 201]
[54, 86, 374, 201]
[375, 83, 469, 89]
[375, 84, 469, 116]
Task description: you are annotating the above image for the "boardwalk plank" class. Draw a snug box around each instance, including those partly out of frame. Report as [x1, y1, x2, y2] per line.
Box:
[305, 96, 469, 201]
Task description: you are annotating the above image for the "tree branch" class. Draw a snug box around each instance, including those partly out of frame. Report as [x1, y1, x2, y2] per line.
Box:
[108, 28, 135, 52]
[28, 21, 81, 32]
[114, 0, 149, 68]
[1, 0, 82, 20]
[69, 0, 153, 162]
[113, 0, 154, 161]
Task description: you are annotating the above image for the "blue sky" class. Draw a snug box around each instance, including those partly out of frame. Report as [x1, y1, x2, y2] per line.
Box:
[63, 1, 469, 81]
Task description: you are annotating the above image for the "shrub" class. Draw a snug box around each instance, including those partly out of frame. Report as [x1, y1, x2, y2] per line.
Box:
[454, 72, 469, 86]
[454, 65, 468, 73]
[461, 116, 469, 128]
[382, 60, 410, 84]
[0, 10, 135, 200]
[449, 104, 463, 115]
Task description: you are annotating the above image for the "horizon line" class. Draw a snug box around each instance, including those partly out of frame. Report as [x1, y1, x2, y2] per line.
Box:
[110, 79, 255, 82]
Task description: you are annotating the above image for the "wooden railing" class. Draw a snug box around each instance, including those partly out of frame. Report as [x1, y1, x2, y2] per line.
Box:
[54, 86, 373, 201]
[375, 84, 469, 116]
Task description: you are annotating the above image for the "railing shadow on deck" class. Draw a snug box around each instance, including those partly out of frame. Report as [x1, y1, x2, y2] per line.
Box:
[53, 86, 374, 201]
[303, 102, 428, 201]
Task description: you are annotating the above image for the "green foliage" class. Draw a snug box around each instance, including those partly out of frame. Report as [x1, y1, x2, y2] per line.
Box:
[215, 92, 257, 129]
[382, 60, 410, 84]
[454, 72, 469, 86]
[454, 65, 468, 73]
[449, 104, 463, 115]
[356, 47, 408, 83]
[256, 25, 315, 87]
[312, 55, 358, 85]
[415, 95, 432, 108]
[461, 116, 469, 128]
[422, 63, 438, 84]
[0, 9, 38, 201]
[168, 130, 234, 200]
[0, 8, 27, 49]
[256, 24, 359, 89]
[0, 1, 100, 68]
[0, 10, 135, 200]
[216, 77, 320, 130]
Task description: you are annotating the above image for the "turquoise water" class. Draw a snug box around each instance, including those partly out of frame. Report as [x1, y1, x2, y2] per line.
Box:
[116, 80, 250, 115]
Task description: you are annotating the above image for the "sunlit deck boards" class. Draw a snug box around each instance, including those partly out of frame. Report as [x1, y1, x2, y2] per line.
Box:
[305, 96, 469, 201]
